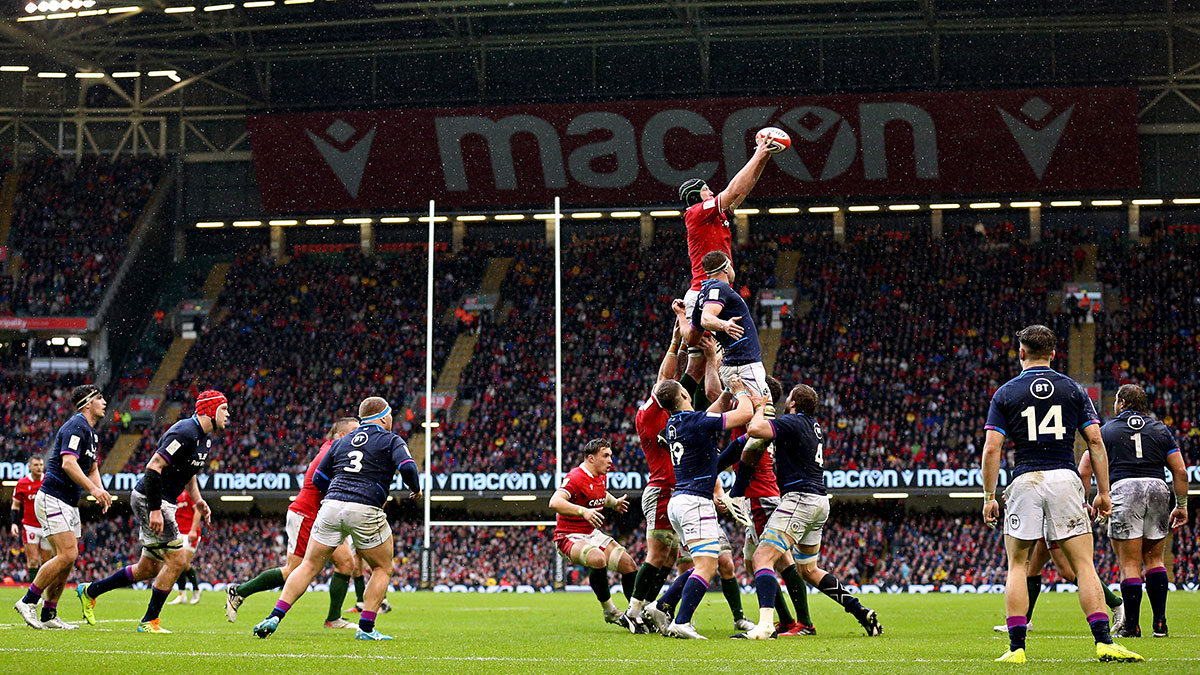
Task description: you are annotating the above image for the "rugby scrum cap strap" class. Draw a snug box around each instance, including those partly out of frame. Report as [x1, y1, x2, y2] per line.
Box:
[679, 178, 707, 206]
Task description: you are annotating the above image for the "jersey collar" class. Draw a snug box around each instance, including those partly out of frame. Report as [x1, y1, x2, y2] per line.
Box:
[190, 415, 209, 436]
[580, 465, 596, 478]
[1018, 366, 1058, 377]
[357, 423, 383, 431]
[74, 412, 96, 430]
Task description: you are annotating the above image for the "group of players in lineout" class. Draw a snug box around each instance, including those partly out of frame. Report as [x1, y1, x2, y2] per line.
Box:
[7, 136, 1190, 661]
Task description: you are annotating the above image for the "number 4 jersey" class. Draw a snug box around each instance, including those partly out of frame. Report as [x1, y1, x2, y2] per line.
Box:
[985, 366, 1099, 478]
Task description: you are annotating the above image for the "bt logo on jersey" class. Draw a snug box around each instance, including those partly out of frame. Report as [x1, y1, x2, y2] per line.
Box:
[1030, 378, 1055, 400]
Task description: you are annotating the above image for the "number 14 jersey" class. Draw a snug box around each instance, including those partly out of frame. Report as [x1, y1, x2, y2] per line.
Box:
[985, 366, 1099, 479]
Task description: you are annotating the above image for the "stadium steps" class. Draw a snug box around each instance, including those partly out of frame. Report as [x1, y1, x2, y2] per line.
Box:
[761, 327, 783, 377]
[202, 262, 232, 301]
[0, 171, 19, 252]
[142, 262, 232, 397]
[479, 257, 514, 294]
[101, 433, 144, 474]
[773, 250, 801, 289]
[1078, 244, 1098, 282]
[434, 333, 480, 393]
[1068, 322, 1096, 381]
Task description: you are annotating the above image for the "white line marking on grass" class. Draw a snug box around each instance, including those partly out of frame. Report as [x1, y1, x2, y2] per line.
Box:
[0, 647, 1197, 665]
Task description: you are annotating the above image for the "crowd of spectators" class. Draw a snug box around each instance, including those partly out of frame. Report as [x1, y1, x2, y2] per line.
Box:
[0, 372, 121, 465]
[1, 157, 162, 317]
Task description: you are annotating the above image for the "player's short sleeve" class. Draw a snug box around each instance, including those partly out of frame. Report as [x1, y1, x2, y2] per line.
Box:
[704, 411, 730, 432]
[391, 435, 415, 470]
[63, 433, 82, 457]
[1078, 384, 1100, 429]
[984, 391, 1008, 436]
[1158, 425, 1181, 455]
[559, 470, 582, 499]
[703, 284, 726, 307]
[769, 414, 801, 441]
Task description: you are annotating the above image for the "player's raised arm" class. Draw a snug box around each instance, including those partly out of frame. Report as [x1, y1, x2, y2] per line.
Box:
[717, 140, 774, 211]
[699, 334, 723, 402]
[746, 399, 775, 441]
[654, 321, 683, 387]
[721, 376, 757, 429]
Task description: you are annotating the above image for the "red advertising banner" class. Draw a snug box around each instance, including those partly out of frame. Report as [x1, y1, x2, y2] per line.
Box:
[128, 396, 163, 413]
[415, 393, 456, 411]
[247, 88, 1138, 211]
[0, 316, 88, 331]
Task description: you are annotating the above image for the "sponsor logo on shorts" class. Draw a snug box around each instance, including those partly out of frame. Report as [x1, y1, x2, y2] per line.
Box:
[1008, 513, 1022, 530]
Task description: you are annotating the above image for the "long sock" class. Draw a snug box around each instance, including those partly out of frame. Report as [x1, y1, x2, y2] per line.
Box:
[1145, 567, 1168, 623]
[237, 568, 284, 598]
[353, 575, 366, 604]
[142, 587, 171, 623]
[774, 594, 794, 624]
[40, 601, 57, 622]
[177, 575, 188, 592]
[674, 574, 709, 625]
[1102, 582, 1123, 609]
[359, 609, 377, 633]
[621, 570, 636, 601]
[1119, 578, 1143, 631]
[269, 599, 290, 621]
[187, 569, 200, 590]
[780, 565, 813, 625]
[681, 370, 710, 410]
[652, 566, 672, 598]
[721, 576, 744, 621]
[755, 570, 780, 620]
[20, 582, 43, 605]
[328, 572, 351, 622]
[588, 568, 611, 603]
[632, 562, 660, 601]
[25, 567, 38, 585]
[1007, 616, 1028, 651]
[657, 569, 692, 612]
[1088, 612, 1113, 644]
[88, 565, 136, 598]
[1025, 574, 1042, 620]
[817, 572, 866, 618]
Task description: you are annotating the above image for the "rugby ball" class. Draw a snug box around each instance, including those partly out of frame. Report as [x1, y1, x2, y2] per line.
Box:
[756, 127, 791, 154]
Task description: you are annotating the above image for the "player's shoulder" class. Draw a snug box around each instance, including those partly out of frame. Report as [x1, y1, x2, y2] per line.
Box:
[16, 474, 32, 487]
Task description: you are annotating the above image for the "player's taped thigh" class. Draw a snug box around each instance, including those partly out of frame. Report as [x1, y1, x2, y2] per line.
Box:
[143, 538, 185, 563]
[648, 528, 680, 548]
[687, 538, 721, 559]
[759, 527, 793, 554]
[605, 543, 628, 572]
[793, 548, 820, 565]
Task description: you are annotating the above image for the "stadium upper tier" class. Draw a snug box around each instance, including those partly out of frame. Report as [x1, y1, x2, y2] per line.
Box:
[1, 157, 163, 317]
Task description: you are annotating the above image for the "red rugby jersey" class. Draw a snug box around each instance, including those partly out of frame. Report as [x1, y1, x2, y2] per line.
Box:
[553, 466, 608, 538]
[636, 393, 674, 489]
[685, 196, 732, 291]
[289, 439, 333, 519]
[14, 475, 42, 527]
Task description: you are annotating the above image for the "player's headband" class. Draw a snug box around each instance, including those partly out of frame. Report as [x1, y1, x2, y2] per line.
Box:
[679, 178, 707, 206]
[360, 405, 391, 423]
[75, 387, 100, 410]
[703, 256, 732, 276]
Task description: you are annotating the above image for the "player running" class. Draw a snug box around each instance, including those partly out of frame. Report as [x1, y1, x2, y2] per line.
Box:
[550, 439, 638, 630]
[253, 397, 421, 641]
[10, 457, 49, 584]
[719, 376, 817, 636]
[1079, 384, 1189, 639]
[653, 373, 756, 639]
[13, 385, 112, 630]
[166, 490, 204, 606]
[226, 417, 361, 629]
[981, 325, 1142, 663]
[735, 383, 881, 640]
[77, 390, 226, 633]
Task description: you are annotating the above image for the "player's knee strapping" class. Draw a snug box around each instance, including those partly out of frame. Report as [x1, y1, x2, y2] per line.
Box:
[688, 538, 721, 559]
[605, 543, 627, 572]
[573, 542, 598, 566]
[760, 528, 791, 553]
[795, 550, 820, 565]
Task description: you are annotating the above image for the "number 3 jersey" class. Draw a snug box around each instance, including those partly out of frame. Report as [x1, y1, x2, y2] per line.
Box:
[315, 423, 416, 508]
[985, 366, 1099, 478]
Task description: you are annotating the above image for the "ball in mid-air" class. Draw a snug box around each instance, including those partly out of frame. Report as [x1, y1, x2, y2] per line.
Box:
[755, 127, 791, 154]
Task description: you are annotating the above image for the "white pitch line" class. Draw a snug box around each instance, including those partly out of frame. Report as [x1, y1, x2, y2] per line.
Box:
[0, 646, 1195, 665]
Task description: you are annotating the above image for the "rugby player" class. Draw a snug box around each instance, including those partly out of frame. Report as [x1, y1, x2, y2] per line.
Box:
[550, 439, 637, 630]
[990, 538, 1125, 633]
[167, 490, 203, 605]
[77, 390, 226, 633]
[10, 457, 49, 583]
[981, 325, 1142, 663]
[226, 417, 361, 629]
[1079, 384, 1189, 638]
[652, 373, 756, 639]
[13, 385, 112, 630]
[253, 397, 421, 641]
[735, 383, 881, 640]
[719, 376, 816, 636]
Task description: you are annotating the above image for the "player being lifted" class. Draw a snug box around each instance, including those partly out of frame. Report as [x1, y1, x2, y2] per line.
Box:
[13, 385, 112, 629]
[550, 439, 638, 630]
[253, 397, 421, 641]
[653, 373, 756, 639]
[736, 383, 881, 639]
[1080, 384, 1189, 639]
[10, 457, 49, 585]
[981, 325, 1142, 663]
[718, 376, 817, 636]
[226, 417, 361, 629]
[78, 390, 226, 633]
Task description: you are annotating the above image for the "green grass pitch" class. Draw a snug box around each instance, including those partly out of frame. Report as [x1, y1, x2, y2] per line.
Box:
[1, 587, 1197, 674]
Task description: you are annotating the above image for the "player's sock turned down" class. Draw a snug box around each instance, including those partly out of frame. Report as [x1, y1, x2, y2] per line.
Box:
[1025, 574, 1042, 620]
[1088, 612, 1113, 645]
[88, 565, 136, 598]
[780, 565, 812, 626]
[269, 599, 291, 621]
[657, 569, 692, 613]
[328, 572, 351, 622]
[1007, 616, 1028, 651]
[816, 573, 867, 618]
[589, 568, 616, 612]
[721, 577, 745, 621]
[237, 568, 284, 598]
[754, 570, 780, 627]
[1103, 581, 1124, 609]
[1145, 567, 1168, 623]
[1120, 577, 1142, 630]
[359, 609, 377, 633]
[142, 587, 171, 623]
[674, 574, 710, 625]
[39, 601, 57, 622]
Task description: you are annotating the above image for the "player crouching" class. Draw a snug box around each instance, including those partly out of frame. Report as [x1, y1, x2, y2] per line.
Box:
[550, 439, 639, 631]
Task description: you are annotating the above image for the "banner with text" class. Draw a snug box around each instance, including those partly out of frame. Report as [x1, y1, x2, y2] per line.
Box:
[247, 87, 1138, 211]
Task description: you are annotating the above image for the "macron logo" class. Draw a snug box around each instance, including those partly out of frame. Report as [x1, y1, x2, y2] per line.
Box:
[305, 119, 376, 199]
[998, 97, 1074, 181]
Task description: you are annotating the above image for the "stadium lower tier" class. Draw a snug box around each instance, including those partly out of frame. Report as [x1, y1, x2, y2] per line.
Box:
[5, 505, 1198, 590]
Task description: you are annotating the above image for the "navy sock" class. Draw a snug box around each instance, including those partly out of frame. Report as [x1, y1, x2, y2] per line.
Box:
[754, 570, 779, 618]
[1120, 578, 1142, 631]
[1088, 612, 1113, 645]
[674, 574, 710, 625]
[1145, 568, 1168, 623]
[657, 569, 692, 612]
[142, 587, 171, 623]
[89, 565, 136, 598]
[40, 601, 57, 622]
[20, 582, 43, 605]
[1007, 616, 1028, 651]
[817, 573, 865, 618]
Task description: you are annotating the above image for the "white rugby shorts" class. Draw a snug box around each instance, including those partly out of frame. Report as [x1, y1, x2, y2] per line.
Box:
[34, 491, 81, 539]
[764, 492, 829, 548]
[1109, 477, 1173, 541]
[1003, 469, 1090, 542]
[667, 493, 723, 553]
[310, 500, 391, 551]
[719, 362, 770, 399]
[23, 524, 52, 551]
